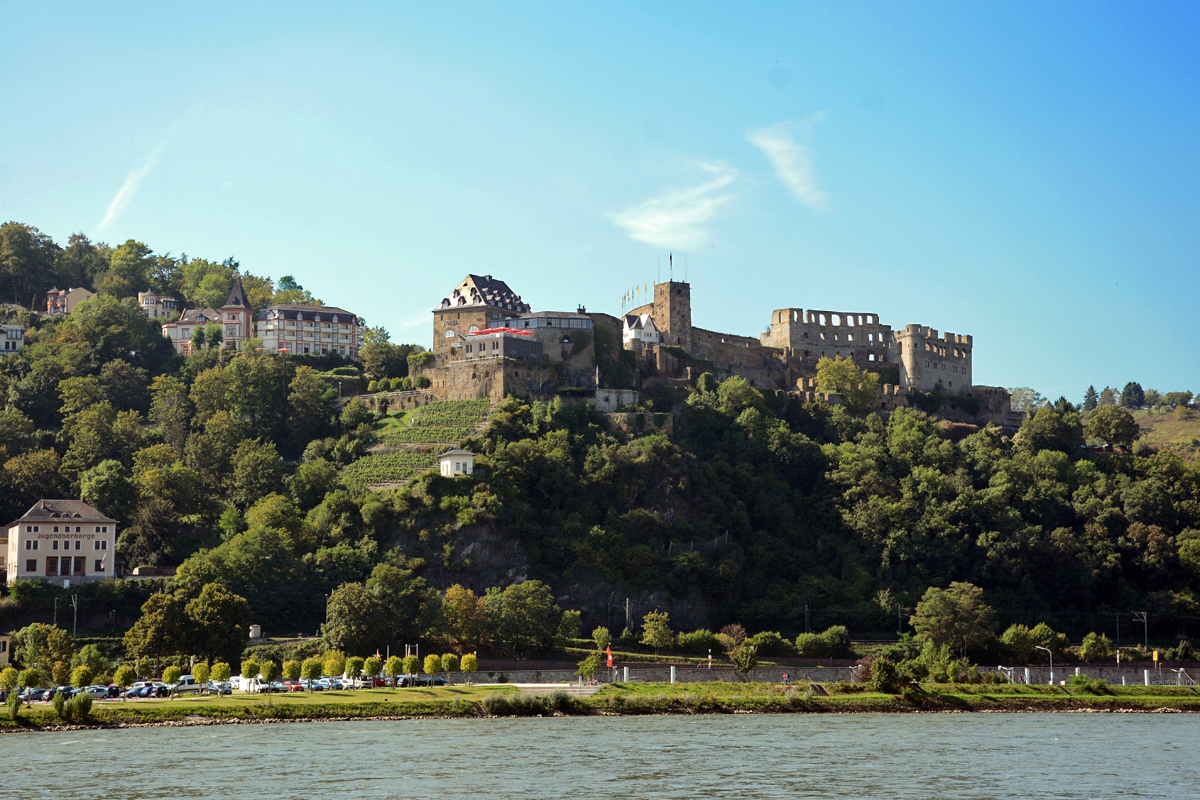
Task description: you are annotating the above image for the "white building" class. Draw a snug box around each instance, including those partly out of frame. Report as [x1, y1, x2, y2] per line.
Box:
[2, 323, 24, 354]
[138, 291, 179, 319]
[257, 304, 362, 357]
[439, 450, 475, 477]
[622, 313, 661, 348]
[2, 499, 117, 587]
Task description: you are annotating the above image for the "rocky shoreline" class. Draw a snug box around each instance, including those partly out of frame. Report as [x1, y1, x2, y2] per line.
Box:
[2, 696, 1196, 733]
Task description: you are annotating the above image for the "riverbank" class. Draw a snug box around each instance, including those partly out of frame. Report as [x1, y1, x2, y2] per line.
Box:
[4, 682, 1198, 732]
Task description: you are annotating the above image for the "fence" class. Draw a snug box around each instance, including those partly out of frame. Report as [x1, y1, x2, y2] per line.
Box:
[469, 664, 1198, 687]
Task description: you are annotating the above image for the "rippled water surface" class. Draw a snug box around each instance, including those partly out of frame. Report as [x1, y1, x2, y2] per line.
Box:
[5, 714, 1199, 799]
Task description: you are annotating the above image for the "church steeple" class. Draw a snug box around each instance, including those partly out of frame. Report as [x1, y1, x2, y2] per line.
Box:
[223, 275, 250, 309]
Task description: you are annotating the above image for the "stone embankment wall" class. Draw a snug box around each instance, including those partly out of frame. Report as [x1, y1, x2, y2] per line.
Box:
[461, 664, 1197, 686]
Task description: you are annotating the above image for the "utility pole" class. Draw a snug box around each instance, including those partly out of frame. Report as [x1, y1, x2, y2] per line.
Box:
[71, 594, 79, 639]
[625, 597, 631, 633]
[1133, 612, 1148, 650]
[804, 604, 810, 635]
[53, 597, 58, 627]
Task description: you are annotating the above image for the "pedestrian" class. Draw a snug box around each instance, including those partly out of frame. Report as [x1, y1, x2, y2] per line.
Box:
[782, 672, 790, 685]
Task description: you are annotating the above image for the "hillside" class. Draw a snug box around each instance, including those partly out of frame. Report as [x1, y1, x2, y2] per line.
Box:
[1133, 409, 1200, 461]
[340, 399, 493, 493]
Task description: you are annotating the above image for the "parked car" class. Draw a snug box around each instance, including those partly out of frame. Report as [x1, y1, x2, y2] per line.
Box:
[398, 674, 447, 687]
[106, 684, 122, 698]
[282, 680, 304, 692]
[82, 685, 109, 699]
[52, 685, 78, 699]
[207, 681, 232, 695]
[21, 688, 49, 702]
[316, 677, 342, 690]
[168, 674, 203, 694]
[299, 678, 325, 691]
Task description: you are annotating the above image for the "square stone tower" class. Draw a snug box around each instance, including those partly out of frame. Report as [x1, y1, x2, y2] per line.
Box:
[653, 280, 692, 350]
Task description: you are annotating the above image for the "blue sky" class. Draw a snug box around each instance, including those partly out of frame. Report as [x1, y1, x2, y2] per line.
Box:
[2, 1, 1197, 400]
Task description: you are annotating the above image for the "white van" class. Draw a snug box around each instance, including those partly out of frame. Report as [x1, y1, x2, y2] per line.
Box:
[169, 674, 203, 694]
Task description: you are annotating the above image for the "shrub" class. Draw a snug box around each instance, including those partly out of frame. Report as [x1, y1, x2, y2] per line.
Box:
[592, 627, 611, 652]
[6, 689, 19, 720]
[796, 625, 853, 658]
[870, 657, 902, 693]
[747, 631, 796, 657]
[1079, 632, 1113, 662]
[675, 629, 719, 655]
[481, 693, 511, 715]
[543, 689, 574, 713]
[67, 692, 92, 722]
[367, 380, 379, 393]
[415, 375, 431, 389]
[52, 691, 66, 720]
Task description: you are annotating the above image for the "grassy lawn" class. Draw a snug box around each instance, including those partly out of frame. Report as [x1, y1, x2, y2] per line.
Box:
[5, 681, 1197, 729]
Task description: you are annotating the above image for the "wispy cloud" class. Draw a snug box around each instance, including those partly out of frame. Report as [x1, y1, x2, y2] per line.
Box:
[94, 140, 169, 233]
[747, 115, 829, 211]
[612, 163, 738, 249]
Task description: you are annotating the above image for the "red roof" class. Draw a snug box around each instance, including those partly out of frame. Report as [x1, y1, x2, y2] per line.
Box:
[469, 327, 534, 336]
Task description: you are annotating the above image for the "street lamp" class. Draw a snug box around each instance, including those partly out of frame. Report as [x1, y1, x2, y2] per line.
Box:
[1035, 645, 1054, 685]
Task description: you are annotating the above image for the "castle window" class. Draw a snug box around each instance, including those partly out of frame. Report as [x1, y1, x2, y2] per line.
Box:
[847, 334, 853, 342]
[924, 361, 930, 368]
[869, 354, 875, 362]
[941, 364, 946, 370]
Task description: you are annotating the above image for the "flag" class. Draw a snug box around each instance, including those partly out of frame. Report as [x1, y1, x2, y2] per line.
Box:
[606, 646, 613, 668]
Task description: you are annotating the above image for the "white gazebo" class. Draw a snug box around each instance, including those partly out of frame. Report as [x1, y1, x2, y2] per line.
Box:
[439, 449, 475, 477]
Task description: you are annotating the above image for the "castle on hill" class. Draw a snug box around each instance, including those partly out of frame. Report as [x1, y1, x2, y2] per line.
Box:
[418, 273, 1017, 425]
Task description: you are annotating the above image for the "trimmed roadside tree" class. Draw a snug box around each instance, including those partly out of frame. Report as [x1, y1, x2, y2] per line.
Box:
[300, 658, 323, 691]
[442, 654, 459, 684]
[423, 654, 441, 685]
[283, 660, 302, 682]
[401, 654, 420, 684]
[210, 662, 231, 684]
[113, 665, 135, 700]
[363, 656, 383, 686]
[163, 665, 182, 687]
[461, 654, 477, 686]
[345, 657, 365, 686]
[193, 662, 210, 693]
[384, 656, 404, 687]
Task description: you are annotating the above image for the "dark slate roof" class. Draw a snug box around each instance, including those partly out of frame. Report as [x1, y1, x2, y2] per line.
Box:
[223, 276, 250, 309]
[257, 305, 356, 322]
[8, 499, 116, 528]
[438, 274, 530, 313]
[440, 449, 475, 457]
[177, 307, 220, 324]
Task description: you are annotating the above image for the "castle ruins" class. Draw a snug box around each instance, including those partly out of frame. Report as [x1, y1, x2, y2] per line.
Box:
[417, 274, 1018, 426]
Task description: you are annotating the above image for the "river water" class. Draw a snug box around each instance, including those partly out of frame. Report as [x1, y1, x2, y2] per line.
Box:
[5, 714, 1198, 799]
